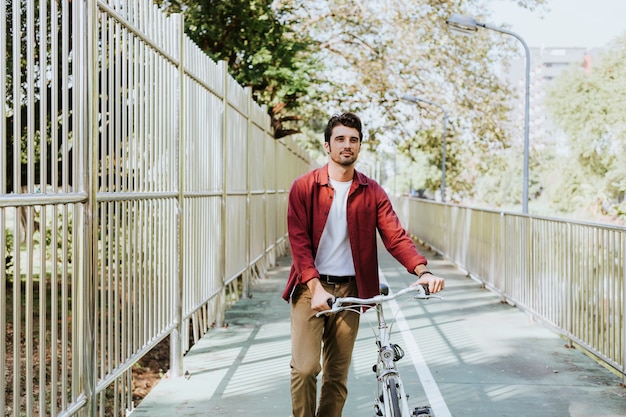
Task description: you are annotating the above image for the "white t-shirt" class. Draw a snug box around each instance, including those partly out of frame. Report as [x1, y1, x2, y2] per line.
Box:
[315, 179, 356, 276]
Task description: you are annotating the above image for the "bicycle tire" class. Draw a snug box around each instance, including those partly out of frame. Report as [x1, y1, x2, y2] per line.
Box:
[386, 376, 402, 417]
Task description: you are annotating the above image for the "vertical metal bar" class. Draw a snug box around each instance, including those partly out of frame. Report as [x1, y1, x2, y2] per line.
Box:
[11, 0, 21, 195]
[583, 225, 597, 347]
[610, 230, 617, 361]
[112, 12, 121, 391]
[0, 0, 5, 384]
[49, 0, 59, 390]
[607, 231, 613, 361]
[593, 227, 598, 351]
[622, 231, 626, 385]
[24, 2, 36, 414]
[263, 106, 278, 266]
[115, 6, 126, 404]
[608, 231, 613, 359]
[107, 11, 114, 194]
[564, 221, 572, 346]
[577, 225, 583, 343]
[217, 60, 229, 328]
[37, 1, 48, 410]
[72, 0, 81, 409]
[170, 12, 185, 378]
[61, 0, 69, 194]
[600, 229, 607, 355]
[592, 227, 598, 350]
[0, 0, 5, 198]
[98, 8, 107, 401]
[611, 231, 625, 364]
[85, 0, 100, 414]
[124, 15, 132, 405]
[61, 208, 68, 410]
[60, 3, 70, 407]
[124, 23, 137, 388]
[108, 8, 120, 404]
[11, 1, 22, 414]
[72, 0, 81, 406]
[263, 109, 269, 274]
[243, 86, 252, 298]
[55, 21, 65, 197]
[104, 11, 116, 399]
[584, 226, 590, 345]
[0, 208, 5, 417]
[569, 223, 577, 347]
[148, 17, 155, 342]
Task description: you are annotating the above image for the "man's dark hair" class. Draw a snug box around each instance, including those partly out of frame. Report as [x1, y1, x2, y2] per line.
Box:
[324, 112, 363, 143]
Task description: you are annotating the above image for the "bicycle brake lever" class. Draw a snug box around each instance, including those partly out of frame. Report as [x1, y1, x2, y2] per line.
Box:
[316, 299, 337, 318]
[414, 284, 444, 300]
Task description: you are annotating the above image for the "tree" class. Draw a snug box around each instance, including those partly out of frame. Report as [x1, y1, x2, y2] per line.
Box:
[156, 0, 549, 201]
[278, 0, 549, 201]
[544, 34, 626, 221]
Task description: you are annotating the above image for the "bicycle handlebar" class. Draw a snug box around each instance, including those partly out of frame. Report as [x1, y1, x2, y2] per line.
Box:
[315, 284, 443, 317]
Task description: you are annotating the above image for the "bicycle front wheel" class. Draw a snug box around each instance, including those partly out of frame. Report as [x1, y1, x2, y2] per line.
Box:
[386, 376, 402, 417]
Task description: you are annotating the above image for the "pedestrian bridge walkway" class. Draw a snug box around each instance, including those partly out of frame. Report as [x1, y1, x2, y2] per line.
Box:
[6, 3, 626, 415]
[132, 243, 626, 417]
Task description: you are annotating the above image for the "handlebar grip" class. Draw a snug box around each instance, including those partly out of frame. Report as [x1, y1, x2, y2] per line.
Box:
[421, 283, 430, 295]
[327, 297, 334, 308]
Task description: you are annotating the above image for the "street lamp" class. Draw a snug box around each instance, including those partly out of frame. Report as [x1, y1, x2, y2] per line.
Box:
[446, 13, 530, 214]
[402, 95, 448, 202]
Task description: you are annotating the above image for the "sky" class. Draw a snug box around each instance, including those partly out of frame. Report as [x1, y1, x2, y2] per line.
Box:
[488, 0, 626, 49]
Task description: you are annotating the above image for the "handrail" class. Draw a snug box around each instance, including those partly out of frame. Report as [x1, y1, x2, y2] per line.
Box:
[1, 1, 312, 416]
[395, 196, 626, 384]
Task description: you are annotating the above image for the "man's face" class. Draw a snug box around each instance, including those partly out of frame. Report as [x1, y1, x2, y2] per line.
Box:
[325, 125, 361, 166]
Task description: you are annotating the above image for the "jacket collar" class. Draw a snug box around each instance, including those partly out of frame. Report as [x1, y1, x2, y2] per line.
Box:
[316, 163, 369, 187]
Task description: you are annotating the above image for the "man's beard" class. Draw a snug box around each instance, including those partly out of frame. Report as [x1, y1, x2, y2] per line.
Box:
[329, 146, 357, 166]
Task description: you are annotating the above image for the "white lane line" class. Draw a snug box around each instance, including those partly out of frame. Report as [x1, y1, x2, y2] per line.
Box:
[379, 270, 452, 417]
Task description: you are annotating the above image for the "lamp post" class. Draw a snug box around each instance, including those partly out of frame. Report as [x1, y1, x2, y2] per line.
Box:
[446, 13, 530, 214]
[402, 95, 448, 202]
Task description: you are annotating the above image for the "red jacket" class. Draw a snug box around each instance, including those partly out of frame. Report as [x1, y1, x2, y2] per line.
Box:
[282, 164, 428, 301]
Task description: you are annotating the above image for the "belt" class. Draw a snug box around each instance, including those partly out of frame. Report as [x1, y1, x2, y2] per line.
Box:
[319, 274, 355, 284]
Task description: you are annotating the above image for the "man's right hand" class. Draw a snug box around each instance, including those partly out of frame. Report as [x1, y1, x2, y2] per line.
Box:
[306, 278, 334, 312]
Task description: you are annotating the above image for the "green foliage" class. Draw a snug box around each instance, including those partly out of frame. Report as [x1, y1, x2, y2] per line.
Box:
[278, 0, 525, 201]
[544, 34, 626, 222]
[155, 0, 549, 203]
[473, 149, 521, 208]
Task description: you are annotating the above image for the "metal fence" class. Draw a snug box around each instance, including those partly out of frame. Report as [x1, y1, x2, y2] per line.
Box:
[1, 1, 311, 416]
[395, 197, 626, 383]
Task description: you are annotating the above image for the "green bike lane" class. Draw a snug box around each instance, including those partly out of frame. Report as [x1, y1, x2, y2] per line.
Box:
[133, 243, 625, 417]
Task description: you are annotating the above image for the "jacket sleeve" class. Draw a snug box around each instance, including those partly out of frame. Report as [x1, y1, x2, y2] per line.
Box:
[287, 178, 320, 284]
[375, 187, 427, 274]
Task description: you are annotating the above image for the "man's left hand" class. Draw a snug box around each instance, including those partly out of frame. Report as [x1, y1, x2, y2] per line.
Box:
[412, 267, 444, 294]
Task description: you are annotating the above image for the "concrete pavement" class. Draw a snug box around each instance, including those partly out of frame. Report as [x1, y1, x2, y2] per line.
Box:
[132, 242, 626, 417]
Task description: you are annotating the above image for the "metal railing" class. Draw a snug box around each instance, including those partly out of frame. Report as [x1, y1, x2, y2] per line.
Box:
[1, 1, 311, 416]
[395, 197, 625, 383]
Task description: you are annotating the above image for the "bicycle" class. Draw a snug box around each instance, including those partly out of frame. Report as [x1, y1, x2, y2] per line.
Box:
[316, 283, 442, 417]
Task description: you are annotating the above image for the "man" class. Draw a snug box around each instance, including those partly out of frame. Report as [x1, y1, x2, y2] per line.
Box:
[282, 112, 444, 417]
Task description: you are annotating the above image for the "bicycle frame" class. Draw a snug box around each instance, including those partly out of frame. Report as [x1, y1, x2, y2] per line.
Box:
[373, 300, 412, 416]
[316, 284, 441, 417]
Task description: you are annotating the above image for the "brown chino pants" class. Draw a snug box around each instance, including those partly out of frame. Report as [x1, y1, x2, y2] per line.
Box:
[290, 281, 360, 417]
